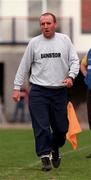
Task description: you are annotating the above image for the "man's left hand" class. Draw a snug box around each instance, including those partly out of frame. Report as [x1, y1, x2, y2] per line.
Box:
[63, 77, 74, 88]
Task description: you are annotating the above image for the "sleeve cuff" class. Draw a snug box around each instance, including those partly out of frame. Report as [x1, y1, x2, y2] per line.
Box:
[14, 85, 21, 90]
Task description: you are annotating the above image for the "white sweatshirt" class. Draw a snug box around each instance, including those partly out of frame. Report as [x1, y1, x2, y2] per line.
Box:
[14, 33, 79, 89]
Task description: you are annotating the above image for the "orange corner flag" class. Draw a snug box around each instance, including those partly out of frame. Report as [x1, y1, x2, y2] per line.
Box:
[66, 101, 82, 150]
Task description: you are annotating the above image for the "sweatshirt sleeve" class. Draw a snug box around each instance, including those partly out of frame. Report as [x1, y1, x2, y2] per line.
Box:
[14, 40, 34, 90]
[67, 37, 80, 79]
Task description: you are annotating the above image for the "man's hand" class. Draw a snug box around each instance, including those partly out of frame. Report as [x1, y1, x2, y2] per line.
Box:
[63, 77, 74, 88]
[12, 89, 21, 102]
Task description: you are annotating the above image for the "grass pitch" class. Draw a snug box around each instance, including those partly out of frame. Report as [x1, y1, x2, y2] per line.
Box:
[0, 128, 91, 180]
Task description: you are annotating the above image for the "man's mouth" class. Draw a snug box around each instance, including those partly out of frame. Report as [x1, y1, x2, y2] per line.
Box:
[45, 30, 50, 33]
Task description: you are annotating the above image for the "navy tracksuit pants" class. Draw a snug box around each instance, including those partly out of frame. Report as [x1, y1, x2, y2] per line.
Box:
[28, 84, 69, 156]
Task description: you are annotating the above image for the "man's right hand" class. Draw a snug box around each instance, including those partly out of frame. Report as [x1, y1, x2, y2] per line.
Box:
[12, 89, 21, 102]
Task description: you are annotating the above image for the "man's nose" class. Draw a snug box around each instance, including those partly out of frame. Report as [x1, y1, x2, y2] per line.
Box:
[44, 23, 48, 28]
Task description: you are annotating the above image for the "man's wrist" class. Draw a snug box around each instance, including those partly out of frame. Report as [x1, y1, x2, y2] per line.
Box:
[68, 76, 75, 82]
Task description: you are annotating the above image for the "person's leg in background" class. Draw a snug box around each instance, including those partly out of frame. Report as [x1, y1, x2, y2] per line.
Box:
[20, 99, 25, 122]
[12, 102, 19, 122]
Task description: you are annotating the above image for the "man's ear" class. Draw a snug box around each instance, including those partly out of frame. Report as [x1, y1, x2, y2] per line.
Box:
[55, 23, 58, 29]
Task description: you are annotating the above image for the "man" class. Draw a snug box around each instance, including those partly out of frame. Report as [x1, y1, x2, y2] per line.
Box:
[81, 50, 91, 158]
[12, 12, 79, 171]
[81, 51, 91, 129]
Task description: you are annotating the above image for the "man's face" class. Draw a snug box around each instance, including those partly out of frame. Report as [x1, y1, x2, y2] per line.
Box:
[40, 15, 57, 39]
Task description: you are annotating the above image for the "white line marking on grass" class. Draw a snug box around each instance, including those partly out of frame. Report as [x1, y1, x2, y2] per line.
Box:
[15, 145, 91, 173]
[62, 145, 91, 156]
[26, 145, 91, 169]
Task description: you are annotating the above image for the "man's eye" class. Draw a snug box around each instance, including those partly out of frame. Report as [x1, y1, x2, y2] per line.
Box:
[41, 22, 51, 26]
[41, 23, 45, 26]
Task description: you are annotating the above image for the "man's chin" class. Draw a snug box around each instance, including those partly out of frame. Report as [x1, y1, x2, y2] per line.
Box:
[44, 33, 52, 39]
